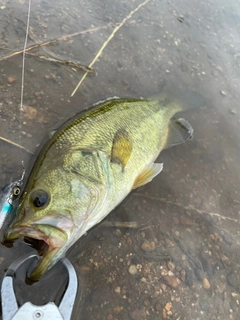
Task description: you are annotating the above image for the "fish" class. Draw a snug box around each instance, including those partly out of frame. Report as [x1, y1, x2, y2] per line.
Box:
[4, 88, 205, 280]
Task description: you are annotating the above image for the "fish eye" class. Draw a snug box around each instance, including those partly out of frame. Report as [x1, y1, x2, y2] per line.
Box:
[12, 186, 21, 196]
[30, 189, 50, 209]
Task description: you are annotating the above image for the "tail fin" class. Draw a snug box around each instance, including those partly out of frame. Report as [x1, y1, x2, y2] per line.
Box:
[164, 118, 194, 149]
[152, 85, 206, 112]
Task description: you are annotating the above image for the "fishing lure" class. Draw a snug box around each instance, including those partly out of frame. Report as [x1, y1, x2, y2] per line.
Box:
[0, 169, 25, 232]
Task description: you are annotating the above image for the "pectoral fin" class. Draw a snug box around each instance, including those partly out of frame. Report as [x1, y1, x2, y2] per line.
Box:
[132, 163, 163, 189]
[164, 118, 193, 149]
[111, 129, 132, 171]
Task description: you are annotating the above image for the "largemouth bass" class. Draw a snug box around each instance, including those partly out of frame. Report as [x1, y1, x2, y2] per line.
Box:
[4, 89, 205, 280]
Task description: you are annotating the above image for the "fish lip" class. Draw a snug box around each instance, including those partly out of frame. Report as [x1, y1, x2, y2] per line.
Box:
[5, 224, 67, 247]
[4, 224, 68, 281]
[28, 246, 63, 281]
[5, 226, 46, 242]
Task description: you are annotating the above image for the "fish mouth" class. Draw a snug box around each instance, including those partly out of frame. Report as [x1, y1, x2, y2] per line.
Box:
[4, 224, 67, 281]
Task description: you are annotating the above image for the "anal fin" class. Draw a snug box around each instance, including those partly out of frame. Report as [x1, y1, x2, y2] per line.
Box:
[132, 163, 163, 190]
[164, 118, 193, 149]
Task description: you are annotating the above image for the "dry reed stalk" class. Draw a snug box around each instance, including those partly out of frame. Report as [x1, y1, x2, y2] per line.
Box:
[71, 0, 151, 96]
[0, 136, 33, 154]
[0, 24, 111, 62]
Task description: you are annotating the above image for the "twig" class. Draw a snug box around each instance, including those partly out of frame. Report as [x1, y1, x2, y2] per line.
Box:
[100, 221, 138, 228]
[133, 193, 240, 224]
[0, 41, 57, 62]
[28, 28, 95, 72]
[71, 0, 151, 96]
[174, 236, 204, 273]
[0, 24, 111, 62]
[0, 136, 33, 154]
[26, 53, 94, 72]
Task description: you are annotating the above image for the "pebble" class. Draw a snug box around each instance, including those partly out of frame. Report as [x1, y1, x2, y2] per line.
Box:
[113, 306, 122, 314]
[165, 239, 175, 247]
[22, 105, 38, 120]
[164, 272, 182, 288]
[130, 308, 147, 320]
[165, 302, 172, 311]
[180, 215, 193, 226]
[172, 217, 179, 224]
[114, 286, 121, 294]
[21, 131, 32, 138]
[180, 269, 186, 281]
[160, 267, 168, 276]
[141, 240, 156, 252]
[220, 253, 230, 266]
[167, 261, 175, 272]
[7, 76, 16, 84]
[209, 234, 215, 240]
[115, 229, 121, 236]
[79, 266, 91, 274]
[143, 299, 150, 306]
[203, 277, 211, 290]
[162, 309, 167, 318]
[231, 293, 238, 297]
[229, 109, 237, 115]
[160, 283, 167, 291]
[128, 265, 138, 275]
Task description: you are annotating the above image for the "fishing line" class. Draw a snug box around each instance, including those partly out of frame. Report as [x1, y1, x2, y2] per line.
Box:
[20, 0, 32, 112]
[17, 0, 32, 171]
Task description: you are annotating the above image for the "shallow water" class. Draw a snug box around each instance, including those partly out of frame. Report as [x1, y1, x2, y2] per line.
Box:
[1, 0, 240, 319]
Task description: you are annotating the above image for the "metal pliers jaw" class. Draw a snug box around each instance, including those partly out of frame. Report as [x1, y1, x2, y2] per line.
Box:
[1, 254, 78, 320]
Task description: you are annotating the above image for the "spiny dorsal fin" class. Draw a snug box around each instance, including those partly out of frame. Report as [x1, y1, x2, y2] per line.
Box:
[164, 118, 193, 149]
[132, 163, 163, 189]
[111, 129, 132, 171]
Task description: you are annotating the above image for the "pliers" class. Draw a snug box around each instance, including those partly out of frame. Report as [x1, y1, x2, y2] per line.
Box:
[1, 254, 78, 320]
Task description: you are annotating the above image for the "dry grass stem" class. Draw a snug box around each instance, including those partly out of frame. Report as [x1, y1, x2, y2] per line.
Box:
[101, 221, 138, 228]
[0, 24, 111, 62]
[71, 0, 151, 96]
[134, 193, 240, 224]
[0, 41, 57, 62]
[0, 136, 33, 154]
[26, 53, 94, 72]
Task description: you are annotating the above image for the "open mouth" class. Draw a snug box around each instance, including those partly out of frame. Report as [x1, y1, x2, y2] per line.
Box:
[24, 237, 49, 256]
[4, 224, 67, 281]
